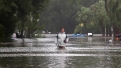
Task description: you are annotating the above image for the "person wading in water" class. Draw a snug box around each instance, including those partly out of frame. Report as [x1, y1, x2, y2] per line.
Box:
[56, 27, 69, 49]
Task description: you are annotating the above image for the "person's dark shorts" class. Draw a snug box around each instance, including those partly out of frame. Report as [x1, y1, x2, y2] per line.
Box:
[58, 46, 65, 49]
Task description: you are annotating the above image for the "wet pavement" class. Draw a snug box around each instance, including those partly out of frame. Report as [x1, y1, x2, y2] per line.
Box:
[0, 37, 121, 68]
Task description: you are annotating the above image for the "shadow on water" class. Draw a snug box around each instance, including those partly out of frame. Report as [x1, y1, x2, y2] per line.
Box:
[0, 37, 121, 68]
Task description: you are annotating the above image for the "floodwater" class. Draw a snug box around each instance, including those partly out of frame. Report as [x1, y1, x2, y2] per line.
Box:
[0, 37, 121, 68]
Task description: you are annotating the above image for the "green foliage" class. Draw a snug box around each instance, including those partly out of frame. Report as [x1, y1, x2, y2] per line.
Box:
[39, 0, 81, 33]
[74, 24, 81, 33]
[0, 0, 17, 42]
[75, 0, 111, 35]
[0, 0, 49, 42]
[104, 0, 121, 34]
[117, 5, 121, 12]
[15, 0, 49, 38]
[81, 0, 99, 7]
[75, 0, 121, 35]
[0, 24, 5, 42]
[105, 0, 121, 26]
[86, 22, 100, 33]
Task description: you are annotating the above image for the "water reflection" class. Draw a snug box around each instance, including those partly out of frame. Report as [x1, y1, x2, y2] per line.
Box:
[0, 37, 121, 68]
[47, 53, 67, 68]
[88, 37, 92, 42]
[1, 56, 121, 68]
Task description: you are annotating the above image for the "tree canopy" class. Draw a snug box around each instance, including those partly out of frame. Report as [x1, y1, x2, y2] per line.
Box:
[105, 0, 121, 35]
[0, 0, 49, 42]
[39, 0, 82, 33]
[75, 0, 121, 36]
[1, 0, 121, 42]
[39, 0, 101, 33]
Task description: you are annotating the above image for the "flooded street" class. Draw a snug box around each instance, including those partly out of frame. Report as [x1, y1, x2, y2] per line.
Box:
[0, 37, 121, 68]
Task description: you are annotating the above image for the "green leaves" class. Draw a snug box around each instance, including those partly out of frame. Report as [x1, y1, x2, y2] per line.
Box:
[105, 0, 121, 29]
[75, 0, 121, 35]
[15, 0, 49, 38]
[75, 0, 111, 34]
[39, 0, 80, 33]
[0, 0, 18, 41]
[0, 24, 5, 42]
[0, 0, 49, 41]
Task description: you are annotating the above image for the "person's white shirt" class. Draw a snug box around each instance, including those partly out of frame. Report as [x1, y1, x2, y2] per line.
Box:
[55, 32, 69, 46]
[108, 39, 112, 43]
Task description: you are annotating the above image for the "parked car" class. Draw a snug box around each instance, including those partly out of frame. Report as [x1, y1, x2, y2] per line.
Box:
[72, 34, 85, 37]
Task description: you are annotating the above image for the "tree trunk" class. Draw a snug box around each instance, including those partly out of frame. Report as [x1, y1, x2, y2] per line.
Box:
[104, 0, 108, 13]
[20, 19, 25, 44]
[84, 22, 87, 34]
[106, 26, 109, 36]
[20, 18, 25, 38]
[99, 19, 105, 36]
[107, 26, 112, 36]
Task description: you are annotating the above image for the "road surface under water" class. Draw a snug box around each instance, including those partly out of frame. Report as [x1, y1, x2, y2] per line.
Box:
[0, 37, 121, 68]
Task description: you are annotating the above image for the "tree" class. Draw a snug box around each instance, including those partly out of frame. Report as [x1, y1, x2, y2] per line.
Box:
[0, 0, 17, 42]
[81, 0, 99, 7]
[105, 0, 121, 35]
[15, 0, 49, 38]
[75, 0, 114, 36]
[0, 0, 49, 42]
[39, 0, 81, 33]
[90, 0, 111, 36]
[76, 7, 91, 34]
